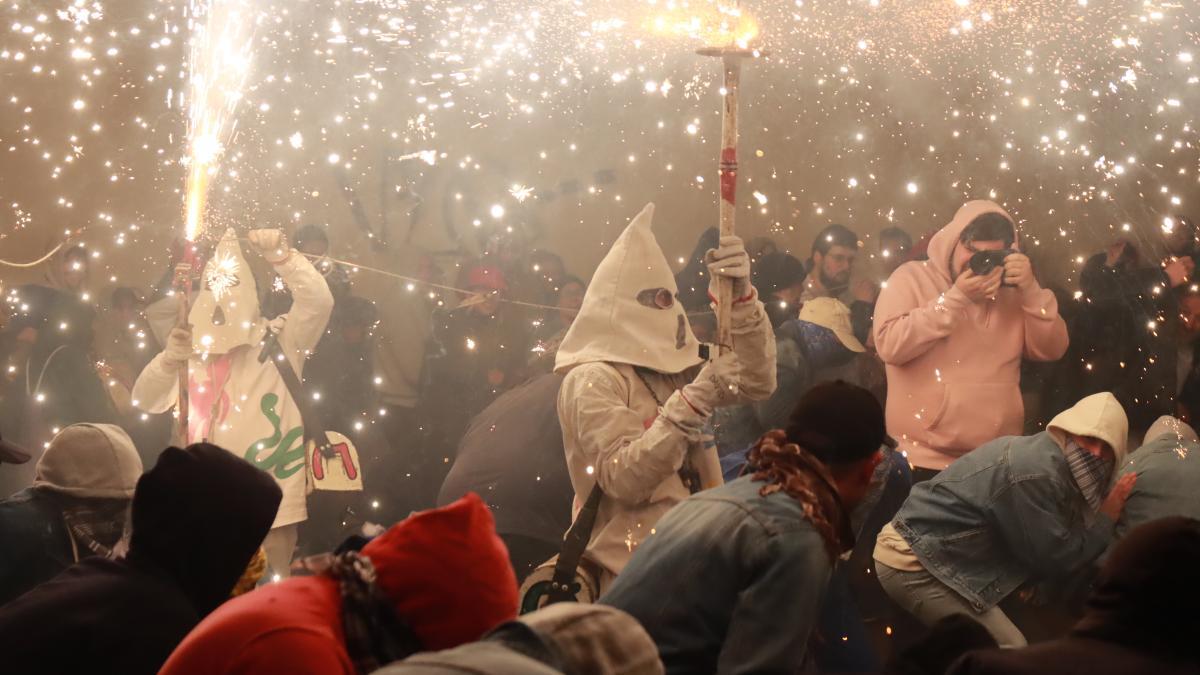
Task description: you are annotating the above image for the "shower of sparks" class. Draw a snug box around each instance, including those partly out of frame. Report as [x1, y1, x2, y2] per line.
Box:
[3, 0, 1200, 441]
[647, 1, 759, 48]
[205, 252, 240, 301]
[183, 0, 259, 241]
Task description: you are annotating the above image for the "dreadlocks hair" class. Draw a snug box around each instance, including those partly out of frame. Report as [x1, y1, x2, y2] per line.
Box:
[747, 430, 848, 561]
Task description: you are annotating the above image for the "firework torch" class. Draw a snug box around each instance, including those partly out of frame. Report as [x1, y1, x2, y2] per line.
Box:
[698, 8, 763, 353]
[173, 0, 258, 442]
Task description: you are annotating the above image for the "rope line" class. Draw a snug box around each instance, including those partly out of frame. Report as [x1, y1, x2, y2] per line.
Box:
[0, 242, 66, 268]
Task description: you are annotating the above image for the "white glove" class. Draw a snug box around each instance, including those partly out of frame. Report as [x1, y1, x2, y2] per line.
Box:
[162, 325, 193, 368]
[677, 351, 741, 418]
[706, 235, 753, 302]
[248, 229, 290, 264]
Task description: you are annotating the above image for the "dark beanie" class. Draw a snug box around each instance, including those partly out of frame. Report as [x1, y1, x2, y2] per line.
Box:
[751, 252, 807, 299]
[785, 381, 893, 466]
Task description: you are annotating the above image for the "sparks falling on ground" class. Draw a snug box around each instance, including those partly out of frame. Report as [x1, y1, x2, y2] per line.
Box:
[183, 0, 259, 240]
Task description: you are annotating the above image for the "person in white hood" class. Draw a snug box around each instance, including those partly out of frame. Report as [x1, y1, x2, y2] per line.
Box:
[132, 228, 333, 576]
[553, 203, 777, 591]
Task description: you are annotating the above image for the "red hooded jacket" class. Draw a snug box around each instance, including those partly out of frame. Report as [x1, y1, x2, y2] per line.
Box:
[159, 494, 518, 675]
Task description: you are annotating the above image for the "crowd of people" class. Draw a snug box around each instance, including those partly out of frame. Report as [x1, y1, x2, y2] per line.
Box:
[0, 199, 1199, 674]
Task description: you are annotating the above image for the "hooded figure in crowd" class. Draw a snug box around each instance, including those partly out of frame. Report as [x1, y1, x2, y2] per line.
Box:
[874, 201, 1069, 474]
[1112, 415, 1200, 538]
[950, 516, 1200, 675]
[875, 392, 1135, 647]
[380, 602, 664, 675]
[132, 228, 334, 576]
[0, 423, 141, 606]
[0, 443, 281, 674]
[160, 493, 519, 675]
[554, 203, 777, 592]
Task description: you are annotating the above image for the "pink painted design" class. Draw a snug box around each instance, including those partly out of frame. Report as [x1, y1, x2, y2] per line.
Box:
[187, 353, 234, 443]
[719, 147, 738, 204]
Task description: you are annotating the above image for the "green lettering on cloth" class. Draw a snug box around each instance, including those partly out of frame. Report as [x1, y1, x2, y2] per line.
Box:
[244, 393, 306, 479]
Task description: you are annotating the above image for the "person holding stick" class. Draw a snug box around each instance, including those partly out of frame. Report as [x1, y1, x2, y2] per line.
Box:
[132, 228, 333, 578]
[547, 203, 776, 596]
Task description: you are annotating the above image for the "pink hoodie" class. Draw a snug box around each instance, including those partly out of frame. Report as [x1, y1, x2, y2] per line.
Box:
[873, 201, 1069, 469]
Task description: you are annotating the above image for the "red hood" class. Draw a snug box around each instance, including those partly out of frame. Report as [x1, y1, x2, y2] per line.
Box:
[363, 493, 518, 651]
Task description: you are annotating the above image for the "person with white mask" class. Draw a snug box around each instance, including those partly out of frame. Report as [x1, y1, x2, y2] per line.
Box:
[132, 228, 334, 577]
[551, 203, 777, 594]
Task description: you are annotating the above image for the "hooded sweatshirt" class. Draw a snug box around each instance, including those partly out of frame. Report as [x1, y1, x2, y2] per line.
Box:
[553, 203, 777, 588]
[0, 424, 142, 606]
[132, 241, 334, 528]
[873, 200, 1069, 469]
[159, 493, 519, 675]
[0, 443, 282, 674]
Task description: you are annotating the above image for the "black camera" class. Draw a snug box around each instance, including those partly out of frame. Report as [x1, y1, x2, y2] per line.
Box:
[968, 249, 1014, 286]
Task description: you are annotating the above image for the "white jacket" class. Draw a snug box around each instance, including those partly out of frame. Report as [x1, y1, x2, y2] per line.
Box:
[132, 251, 334, 528]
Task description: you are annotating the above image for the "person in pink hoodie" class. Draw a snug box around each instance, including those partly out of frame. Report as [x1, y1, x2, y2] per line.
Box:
[873, 200, 1069, 476]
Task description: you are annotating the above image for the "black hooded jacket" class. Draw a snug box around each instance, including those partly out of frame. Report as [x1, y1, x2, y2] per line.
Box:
[0, 443, 281, 674]
[950, 517, 1200, 675]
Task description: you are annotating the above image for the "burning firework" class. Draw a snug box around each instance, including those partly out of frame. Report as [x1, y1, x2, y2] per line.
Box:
[183, 0, 259, 241]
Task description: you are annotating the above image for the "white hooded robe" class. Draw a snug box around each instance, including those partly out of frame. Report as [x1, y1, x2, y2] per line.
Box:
[554, 203, 777, 590]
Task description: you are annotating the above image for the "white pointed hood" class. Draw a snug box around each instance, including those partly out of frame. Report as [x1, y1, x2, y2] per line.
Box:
[555, 203, 703, 375]
[189, 228, 265, 353]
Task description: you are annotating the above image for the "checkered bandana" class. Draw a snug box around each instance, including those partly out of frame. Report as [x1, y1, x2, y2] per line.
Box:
[1065, 440, 1111, 510]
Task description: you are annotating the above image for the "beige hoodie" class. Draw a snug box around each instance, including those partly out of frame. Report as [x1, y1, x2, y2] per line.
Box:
[1047, 391, 1130, 472]
[873, 201, 1069, 470]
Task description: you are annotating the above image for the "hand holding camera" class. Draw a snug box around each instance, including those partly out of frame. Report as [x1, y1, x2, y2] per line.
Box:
[963, 247, 1038, 299]
[955, 267, 1003, 304]
[1001, 252, 1037, 293]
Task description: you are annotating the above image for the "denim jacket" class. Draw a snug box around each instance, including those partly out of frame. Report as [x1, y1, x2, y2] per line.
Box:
[601, 474, 837, 675]
[893, 432, 1113, 612]
[1115, 434, 1200, 539]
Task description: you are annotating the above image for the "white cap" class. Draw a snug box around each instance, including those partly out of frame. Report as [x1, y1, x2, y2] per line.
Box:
[799, 297, 865, 353]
